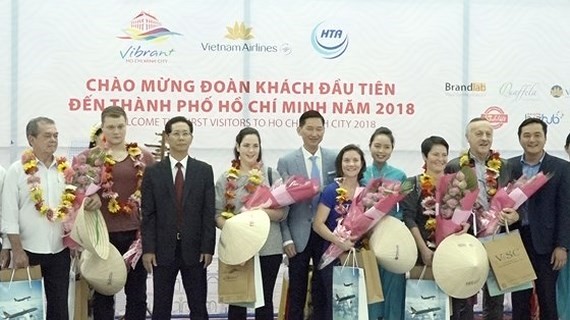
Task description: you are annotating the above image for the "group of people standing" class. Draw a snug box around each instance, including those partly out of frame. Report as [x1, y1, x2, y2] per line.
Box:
[0, 107, 569, 320]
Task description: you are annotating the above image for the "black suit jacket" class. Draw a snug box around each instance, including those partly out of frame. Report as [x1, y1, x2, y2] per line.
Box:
[509, 153, 570, 255]
[141, 157, 216, 266]
[445, 155, 513, 188]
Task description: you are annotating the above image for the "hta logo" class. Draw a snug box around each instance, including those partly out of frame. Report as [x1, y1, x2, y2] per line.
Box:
[225, 22, 254, 40]
[311, 21, 349, 59]
[117, 11, 181, 42]
[481, 106, 508, 129]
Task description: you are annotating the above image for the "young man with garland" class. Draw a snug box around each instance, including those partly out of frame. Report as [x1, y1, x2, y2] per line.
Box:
[1, 117, 76, 319]
[445, 117, 516, 320]
[79, 106, 155, 320]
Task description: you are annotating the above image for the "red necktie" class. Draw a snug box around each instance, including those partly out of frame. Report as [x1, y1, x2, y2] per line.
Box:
[175, 162, 184, 229]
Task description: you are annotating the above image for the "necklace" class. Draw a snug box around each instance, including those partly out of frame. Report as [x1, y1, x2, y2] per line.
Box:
[101, 142, 145, 214]
[459, 150, 501, 198]
[21, 149, 76, 222]
[221, 159, 263, 219]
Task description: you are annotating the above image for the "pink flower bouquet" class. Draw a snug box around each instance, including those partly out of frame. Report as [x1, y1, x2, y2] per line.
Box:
[123, 231, 143, 270]
[244, 175, 320, 209]
[477, 172, 552, 237]
[434, 168, 479, 246]
[318, 178, 412, 269]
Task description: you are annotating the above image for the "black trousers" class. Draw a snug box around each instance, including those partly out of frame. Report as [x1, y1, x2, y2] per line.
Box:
[286, 230, 326, 320]
[512, 226, 559, 320]
[93, 230, 147, 320]
[27, 248, 70, 320]
[151, 240, 208, 320]
[228, 254, 282, 320]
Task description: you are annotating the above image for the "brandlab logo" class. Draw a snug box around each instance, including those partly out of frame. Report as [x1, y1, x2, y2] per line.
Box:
[311, 21, 349, 59]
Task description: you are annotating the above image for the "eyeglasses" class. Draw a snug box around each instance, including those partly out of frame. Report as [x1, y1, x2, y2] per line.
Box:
[170, 131, 191, 138]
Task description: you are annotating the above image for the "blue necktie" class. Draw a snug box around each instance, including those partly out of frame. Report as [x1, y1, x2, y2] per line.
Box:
[310, 156, 321, 210]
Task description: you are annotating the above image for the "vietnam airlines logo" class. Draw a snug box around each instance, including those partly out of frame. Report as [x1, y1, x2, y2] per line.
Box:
[118, 11, 181, 42]
[225, 22, 254, 40]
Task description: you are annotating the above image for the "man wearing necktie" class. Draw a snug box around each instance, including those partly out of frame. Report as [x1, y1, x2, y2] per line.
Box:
[141, 116, 216, 320]
[277, 110, 337, 319]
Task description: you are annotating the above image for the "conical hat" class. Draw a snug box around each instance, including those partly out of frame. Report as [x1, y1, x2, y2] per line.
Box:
[218, 209, 270, 265]
[80, 243, 127, 296]
[70, 200, 110, 260]
[432, 233, 489, 298]
[369, 215, 417, 274]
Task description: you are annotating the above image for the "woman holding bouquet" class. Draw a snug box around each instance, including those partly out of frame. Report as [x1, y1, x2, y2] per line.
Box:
[402, 136, 449, 266]
[214, 127, 286, 320]
[313, 144, 366, 320]
[362, 127, 407, 320]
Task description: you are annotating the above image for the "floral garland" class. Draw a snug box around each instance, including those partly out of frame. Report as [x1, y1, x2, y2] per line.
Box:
[459, 150, 501, 198]
[334, 183, 349, 217]
[221, 159, 264, 219]
[21, 149, 76, 222]
[101, 143, 145, 214]
[419, 173, 437, 243]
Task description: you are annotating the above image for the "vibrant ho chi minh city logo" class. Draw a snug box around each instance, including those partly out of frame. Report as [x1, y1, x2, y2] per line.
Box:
[200, 21, 288, 55]
[311, 21, 349, 59]
[117, 11, 181, 64]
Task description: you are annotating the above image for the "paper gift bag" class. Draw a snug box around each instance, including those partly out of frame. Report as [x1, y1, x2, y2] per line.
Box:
[0, 265, 46, 320]
[356, 249, 383, 304]
[404, 277, 450, 320]
[218, 254, 264, 308]
[332, 250, 368, 320]
[73, 276, 90, 320]
[277, 269, 288, 320]
[482, 229, 537, 290]
[485, 268, 533, 297]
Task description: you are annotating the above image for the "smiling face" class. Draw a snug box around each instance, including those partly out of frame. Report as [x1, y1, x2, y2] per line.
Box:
[423, 144, 448, 175]
[101, 116, 127, 147]
[340, 150, 363, 179]
[236, 134, 260, 168]
[297, 117, 324, 154]
[369, 134, 393, 165]
[519, 123, 546, 158]
[466, 119, 493, 160]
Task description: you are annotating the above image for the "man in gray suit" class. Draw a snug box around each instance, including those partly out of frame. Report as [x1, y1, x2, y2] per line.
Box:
[278, 110, 336, 320]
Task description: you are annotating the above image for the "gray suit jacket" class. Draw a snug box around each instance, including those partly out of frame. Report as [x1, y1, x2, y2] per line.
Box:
[277, 147, 337, 252]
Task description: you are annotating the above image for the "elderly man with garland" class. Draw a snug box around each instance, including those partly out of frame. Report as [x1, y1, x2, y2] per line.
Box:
[445, 117, 515, 320]
[77, 106, 155, 320]
[1, 117, 79, 319]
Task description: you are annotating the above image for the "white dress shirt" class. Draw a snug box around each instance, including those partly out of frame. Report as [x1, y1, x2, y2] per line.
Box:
[1, 157, 67, 254]
[169, 155, 188, 182]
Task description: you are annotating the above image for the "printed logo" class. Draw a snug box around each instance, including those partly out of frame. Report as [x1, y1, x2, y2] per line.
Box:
[117, 12, 181, 64]
[525, 111, 564, 125]
[311, 21, 349, 59]
[499, 82, 538, 101]
[200, 21, 284, 54]
[444, 82, 486, 96]
[481, 106, 508, 129]
[225, 22, 254, 40]
[550, 85, 564, 98]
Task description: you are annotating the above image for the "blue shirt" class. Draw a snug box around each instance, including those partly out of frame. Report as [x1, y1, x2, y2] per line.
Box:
[519, 153, 545, 225]
[361, 162, 406, 219]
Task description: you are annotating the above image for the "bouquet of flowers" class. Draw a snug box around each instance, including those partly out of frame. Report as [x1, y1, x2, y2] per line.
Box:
[243, 175, 320, 209]
[123, 231, 143, 270]
[434, 167, 479, 245]
[477, 172, 552, 237]
[62, 148, 107, 247]
[318, 178, 412, 269]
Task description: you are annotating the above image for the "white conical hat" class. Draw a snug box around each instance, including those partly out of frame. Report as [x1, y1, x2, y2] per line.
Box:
[80, 243, 127, 296]
[432, 233, 490, 298]
[218, 209, 270, 265]
[70, 200, 110, 260]
[369, 215, 417, 274]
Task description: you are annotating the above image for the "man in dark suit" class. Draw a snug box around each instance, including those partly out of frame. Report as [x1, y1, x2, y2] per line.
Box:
[141, 116, 216, 320]
[445, 117, 513, 320]
[277, 110, 337, 319]
[509, 117, 570, 320]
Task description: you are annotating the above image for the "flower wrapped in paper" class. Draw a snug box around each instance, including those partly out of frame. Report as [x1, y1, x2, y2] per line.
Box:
[434, 167, 479, 246]
[477, 172, 552, 237]
[123, 231, 143, 270]
[243, 175, 320, 209]
[318, 178, 412, 269]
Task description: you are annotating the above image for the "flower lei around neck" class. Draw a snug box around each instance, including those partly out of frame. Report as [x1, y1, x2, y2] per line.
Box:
[221, 159, 264, 219]
[419, 172, 437, 246]
[101, 143, 145, 214]
[459, 150, 501, 198]
[21, 150, 76, 222]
